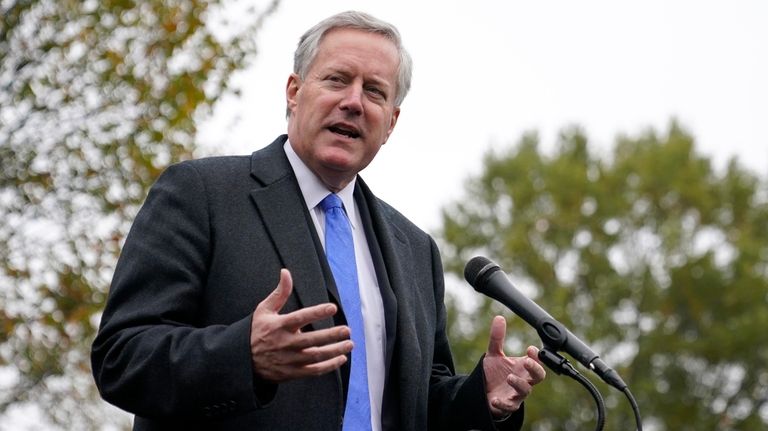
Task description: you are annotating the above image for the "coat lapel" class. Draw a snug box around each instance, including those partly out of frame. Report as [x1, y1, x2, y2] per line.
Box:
[356, 178, 421, 427]
[248, 136, 333, 330]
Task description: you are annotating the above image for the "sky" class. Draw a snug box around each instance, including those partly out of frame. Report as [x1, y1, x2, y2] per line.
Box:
[200, 0, 768, 234]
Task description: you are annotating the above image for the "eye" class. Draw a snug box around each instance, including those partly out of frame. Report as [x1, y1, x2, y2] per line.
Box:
[325, 74, 345, 84]
[365, 86, 387, 100]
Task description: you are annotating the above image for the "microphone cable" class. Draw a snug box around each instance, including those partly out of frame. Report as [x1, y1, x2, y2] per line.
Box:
[623, 387, 643, 431]
[539, 347, 605, 431]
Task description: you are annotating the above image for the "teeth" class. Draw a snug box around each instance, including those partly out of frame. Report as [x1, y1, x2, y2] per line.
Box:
[329, 126, 359, 138]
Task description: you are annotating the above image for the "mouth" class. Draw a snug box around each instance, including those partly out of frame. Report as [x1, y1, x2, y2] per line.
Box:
[327, 123, 361, 139]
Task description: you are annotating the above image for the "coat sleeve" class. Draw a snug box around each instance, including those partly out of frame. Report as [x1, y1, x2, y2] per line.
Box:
[90, 162, 267, 420]
[426, 238, 524, 431]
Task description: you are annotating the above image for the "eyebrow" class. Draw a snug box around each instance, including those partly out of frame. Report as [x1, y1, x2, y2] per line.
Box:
[320, 65, 394, 89]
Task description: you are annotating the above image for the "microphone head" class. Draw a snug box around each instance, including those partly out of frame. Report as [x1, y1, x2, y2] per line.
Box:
[464, 256, 501, 289]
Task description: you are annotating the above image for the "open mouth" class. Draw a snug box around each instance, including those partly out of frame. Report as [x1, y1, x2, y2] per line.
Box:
[328, 125, 361, 139]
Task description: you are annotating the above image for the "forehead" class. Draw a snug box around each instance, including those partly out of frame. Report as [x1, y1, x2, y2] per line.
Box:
[311, 28, 399, 80]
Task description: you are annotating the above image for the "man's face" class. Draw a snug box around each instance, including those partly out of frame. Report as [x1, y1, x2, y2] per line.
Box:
[286, 28, 401, 191]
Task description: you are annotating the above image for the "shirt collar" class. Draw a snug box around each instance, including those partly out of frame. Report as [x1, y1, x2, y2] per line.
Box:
[284, 140, 358, 229]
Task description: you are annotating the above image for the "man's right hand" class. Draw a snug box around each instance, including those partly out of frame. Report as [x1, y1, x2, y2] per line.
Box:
[250, 269, 352, 382]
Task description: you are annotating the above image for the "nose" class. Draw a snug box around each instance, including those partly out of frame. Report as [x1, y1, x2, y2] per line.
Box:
[338, 84, 363, 116]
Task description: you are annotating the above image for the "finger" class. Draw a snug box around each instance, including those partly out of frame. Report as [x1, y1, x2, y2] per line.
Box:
[526, 345, 541, 362]
[491, 394, 523, 415]
[258, 269, 293, 313]
[263, 337, 353, 367]
[291, 339, 354, 367]
[252, 335, 351, 382]
[258, 354, 348, 382]
[291, 325, 351, 350]
[486, 315, 507, 357]
[300, 354, 349, 377]
[524, 356, 547, 384]
[281, 303, 339, 332]
[505, 373, 533, 398]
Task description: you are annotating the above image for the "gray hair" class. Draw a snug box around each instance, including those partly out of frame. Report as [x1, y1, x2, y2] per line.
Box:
[293, 11, 413, 107]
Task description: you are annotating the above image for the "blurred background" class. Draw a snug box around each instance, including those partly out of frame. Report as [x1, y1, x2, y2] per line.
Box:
[1, 0, 766, 429]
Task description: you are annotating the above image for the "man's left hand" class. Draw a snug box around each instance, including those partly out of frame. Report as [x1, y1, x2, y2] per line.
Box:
[482, 315, 547, 418]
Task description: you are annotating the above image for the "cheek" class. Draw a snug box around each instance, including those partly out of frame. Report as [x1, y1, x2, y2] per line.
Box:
[362, 141, 385, 164]
[372, 112, 396, 140]
[296, 108, 324, 136]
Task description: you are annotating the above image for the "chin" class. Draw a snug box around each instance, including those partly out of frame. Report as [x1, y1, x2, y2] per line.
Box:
[317, 146, 357, 166]
[320, 158, 358, 175]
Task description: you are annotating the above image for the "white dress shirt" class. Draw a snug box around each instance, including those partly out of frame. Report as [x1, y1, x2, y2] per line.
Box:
[284, 141, 386, 431]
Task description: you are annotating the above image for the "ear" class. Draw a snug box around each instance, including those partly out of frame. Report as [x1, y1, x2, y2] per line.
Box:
[285, 73, 301, 115]
[383, 106, 401, 143]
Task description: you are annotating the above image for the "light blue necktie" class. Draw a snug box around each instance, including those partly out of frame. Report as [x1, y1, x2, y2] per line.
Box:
[320, 193, 372, 431]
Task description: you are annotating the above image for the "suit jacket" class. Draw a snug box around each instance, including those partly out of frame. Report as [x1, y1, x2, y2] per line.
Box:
[91, 135, 524, 430]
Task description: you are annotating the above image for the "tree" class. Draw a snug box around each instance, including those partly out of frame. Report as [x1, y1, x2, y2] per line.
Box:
[0, 0, 278, 428]
[438, 122, 768, 430]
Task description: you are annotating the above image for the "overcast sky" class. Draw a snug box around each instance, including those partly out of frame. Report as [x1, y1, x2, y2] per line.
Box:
[202, 0, 768, 232]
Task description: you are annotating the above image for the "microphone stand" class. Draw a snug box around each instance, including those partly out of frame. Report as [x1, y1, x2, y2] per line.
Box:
[538, 347, 606, 431]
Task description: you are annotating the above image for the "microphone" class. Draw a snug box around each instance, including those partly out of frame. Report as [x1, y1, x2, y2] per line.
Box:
[465, 256, 627, 391]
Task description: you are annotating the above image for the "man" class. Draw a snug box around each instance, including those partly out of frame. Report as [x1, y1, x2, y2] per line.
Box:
[91, 11, 545, 430]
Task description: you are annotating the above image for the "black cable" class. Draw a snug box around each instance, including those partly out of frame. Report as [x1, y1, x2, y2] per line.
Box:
[622, 387, 643, 431]
[571, 368, 606, 431]
[540, 348, 645, 430]
[539, 348, 606, 431]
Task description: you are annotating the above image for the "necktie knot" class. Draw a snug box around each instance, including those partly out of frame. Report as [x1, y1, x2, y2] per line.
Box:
[320, 193, 343, 211]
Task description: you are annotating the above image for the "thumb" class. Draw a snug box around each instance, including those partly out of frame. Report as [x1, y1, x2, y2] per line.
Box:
[486, 315, 507, 357]
[258, 269, 293, 313]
